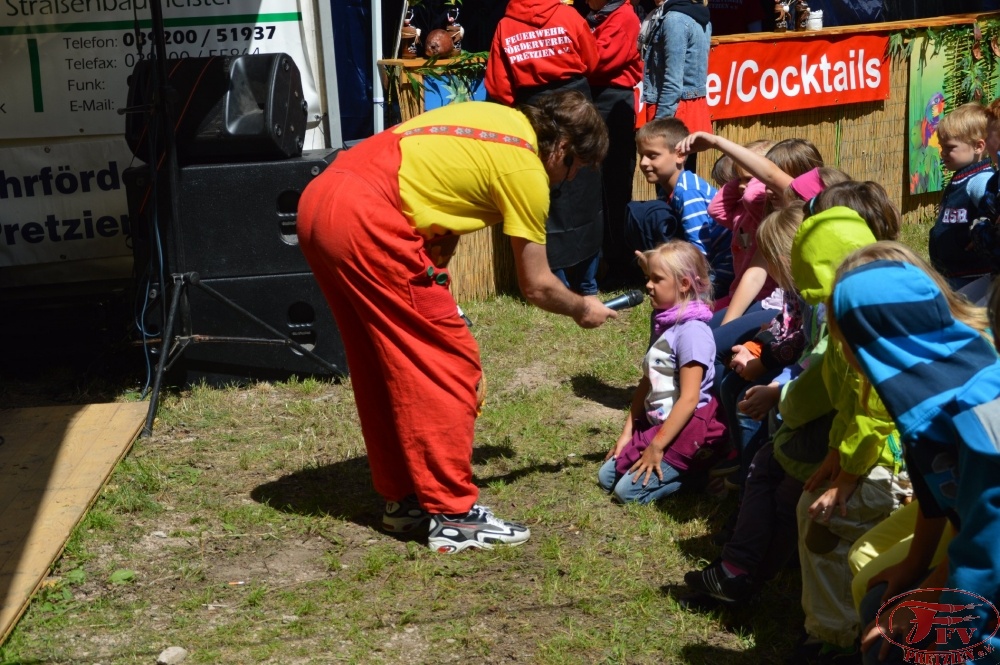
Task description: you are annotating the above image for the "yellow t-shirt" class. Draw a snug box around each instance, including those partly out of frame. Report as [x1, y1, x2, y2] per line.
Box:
[394, 102, 550, 245]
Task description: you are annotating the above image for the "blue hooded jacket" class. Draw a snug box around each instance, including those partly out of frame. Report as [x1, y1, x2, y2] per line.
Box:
[832, 259, 1000, 652]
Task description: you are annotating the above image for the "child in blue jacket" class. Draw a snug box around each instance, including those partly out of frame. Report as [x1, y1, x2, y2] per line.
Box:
[829, 242, 1000, 665]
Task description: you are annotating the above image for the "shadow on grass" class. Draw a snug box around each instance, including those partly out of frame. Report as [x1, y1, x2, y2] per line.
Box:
[568, 374, 634, 409]
[659, 583, 801, 664]
[250, 443, 556, 528]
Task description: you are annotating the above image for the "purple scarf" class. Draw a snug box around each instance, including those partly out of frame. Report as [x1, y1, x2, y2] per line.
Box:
[651, 299, 713, 340]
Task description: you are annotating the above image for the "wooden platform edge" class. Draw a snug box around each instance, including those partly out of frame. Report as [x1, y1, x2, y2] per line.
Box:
[0, 402, 148, 647]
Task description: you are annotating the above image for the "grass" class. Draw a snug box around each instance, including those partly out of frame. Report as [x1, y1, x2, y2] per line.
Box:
[0, 218, 937, 664]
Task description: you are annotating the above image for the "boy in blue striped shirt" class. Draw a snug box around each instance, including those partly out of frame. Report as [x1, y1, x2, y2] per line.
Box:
[626, 118, 734, 296]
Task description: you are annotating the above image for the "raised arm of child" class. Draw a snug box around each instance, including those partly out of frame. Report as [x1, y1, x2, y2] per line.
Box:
[720, 250, 770, 325]
[677, 132, 795, 195]
[628, 362, 702, 486]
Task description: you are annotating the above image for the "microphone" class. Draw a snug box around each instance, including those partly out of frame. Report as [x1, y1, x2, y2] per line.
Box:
[602, 290, 645, 310]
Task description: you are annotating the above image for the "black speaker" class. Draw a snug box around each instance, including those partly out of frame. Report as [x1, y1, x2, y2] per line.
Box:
[124, 149, 338, 279]
[124, 150, 347, 385]
[126, 53, 309, 165]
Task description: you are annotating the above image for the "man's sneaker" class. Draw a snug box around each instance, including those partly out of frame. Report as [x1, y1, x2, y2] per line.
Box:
[382, 495, 429, 534]
[683, 559, 754, 604]
[427, 504, 530, 553]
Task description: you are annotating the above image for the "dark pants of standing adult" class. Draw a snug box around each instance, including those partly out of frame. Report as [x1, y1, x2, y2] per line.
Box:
[709, 301, 776, 392]
[297, 130, 481, 516]
[518, 77, 604, 293]
[592, 85, 639, 288]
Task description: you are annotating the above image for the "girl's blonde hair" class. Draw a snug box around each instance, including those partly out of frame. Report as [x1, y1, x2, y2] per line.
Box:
[756, 203, 807, 291]
[637, 239, 713, 308]
[828, 241, 990, 339]
[811, 180, 902, 241]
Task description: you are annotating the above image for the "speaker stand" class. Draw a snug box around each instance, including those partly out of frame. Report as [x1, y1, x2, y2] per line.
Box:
[142, 272, 341, 437]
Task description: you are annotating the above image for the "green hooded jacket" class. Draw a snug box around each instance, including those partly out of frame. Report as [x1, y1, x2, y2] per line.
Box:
[773, 206, 899, 481]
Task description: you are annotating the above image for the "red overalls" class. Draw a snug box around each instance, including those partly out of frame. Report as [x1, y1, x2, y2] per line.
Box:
[297, 129, 482, 515]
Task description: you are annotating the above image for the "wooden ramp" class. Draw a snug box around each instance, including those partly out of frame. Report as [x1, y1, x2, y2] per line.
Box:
[0, 402, 148, 644]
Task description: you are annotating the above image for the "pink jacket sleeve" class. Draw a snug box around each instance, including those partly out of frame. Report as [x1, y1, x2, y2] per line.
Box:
[708, 179, 743, 231]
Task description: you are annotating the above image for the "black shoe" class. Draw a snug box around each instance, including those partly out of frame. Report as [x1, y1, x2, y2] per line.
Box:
[683, 560, 753, 604]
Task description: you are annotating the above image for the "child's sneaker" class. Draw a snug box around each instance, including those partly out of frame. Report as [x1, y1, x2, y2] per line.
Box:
[683, 559, 754, 604]
[382, 495, 429, 534]
[427, 504, 530, 553]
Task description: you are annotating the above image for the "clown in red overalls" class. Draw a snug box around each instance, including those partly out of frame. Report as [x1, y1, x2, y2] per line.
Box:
[297, 94, 614, 553]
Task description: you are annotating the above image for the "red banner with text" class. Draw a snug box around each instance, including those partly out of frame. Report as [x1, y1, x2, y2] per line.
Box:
[707, 34, 890, 120]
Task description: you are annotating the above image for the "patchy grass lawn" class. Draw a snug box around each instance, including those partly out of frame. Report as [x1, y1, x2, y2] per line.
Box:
[0, 291, 811, 665]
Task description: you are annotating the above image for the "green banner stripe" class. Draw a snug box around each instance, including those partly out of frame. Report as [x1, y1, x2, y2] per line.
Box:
[0, 12, 301, 36]
[28, 38, 43, 112]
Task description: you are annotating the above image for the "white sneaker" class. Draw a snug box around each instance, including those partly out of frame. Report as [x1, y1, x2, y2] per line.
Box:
[427, 504, 530, 553]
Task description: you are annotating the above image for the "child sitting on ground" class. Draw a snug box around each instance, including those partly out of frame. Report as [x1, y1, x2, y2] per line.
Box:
[929, 102, 995, 291]
[683, 204, 889, 612]
[625, 118, 734, 297]
[598, 240, 729, 504]
[828, 242, 1000, 665]
[707, 139, 776, 314]
[723, 181, 900, 496]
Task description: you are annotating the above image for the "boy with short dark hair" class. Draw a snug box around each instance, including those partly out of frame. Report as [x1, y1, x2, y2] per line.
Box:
[930, 102, 995, 290]
[625, 118, 734, 295]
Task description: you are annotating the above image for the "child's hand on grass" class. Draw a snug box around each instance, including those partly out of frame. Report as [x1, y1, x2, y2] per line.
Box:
[607, 431, 631, 461]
